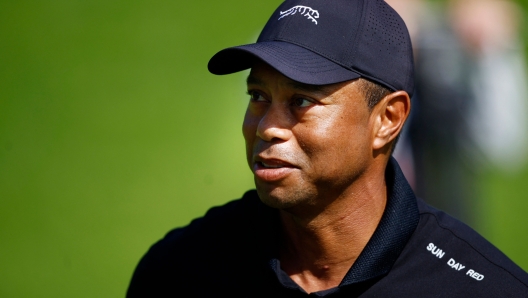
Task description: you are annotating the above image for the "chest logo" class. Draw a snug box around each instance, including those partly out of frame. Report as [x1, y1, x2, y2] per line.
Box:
[278, 6, 319, 25]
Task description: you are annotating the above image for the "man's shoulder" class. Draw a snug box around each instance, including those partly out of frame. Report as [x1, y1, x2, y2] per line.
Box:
[385, 199, 528, 296]
[164, 189, 263, 241]
[140, 189, 265, 259]
[416, 199, 527, 280]
[127, 190, 273, 297]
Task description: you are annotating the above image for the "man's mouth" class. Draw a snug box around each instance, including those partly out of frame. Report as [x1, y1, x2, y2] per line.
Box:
[253, 159, 297, 182]
[260, 161, 286, 168]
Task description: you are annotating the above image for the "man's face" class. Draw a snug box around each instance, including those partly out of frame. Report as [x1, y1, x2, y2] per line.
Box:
[243, 62, 377, 211]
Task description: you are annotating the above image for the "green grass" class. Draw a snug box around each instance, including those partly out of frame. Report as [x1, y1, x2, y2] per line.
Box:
[477, 167, 528, 270]
[0, 1, 281, 297]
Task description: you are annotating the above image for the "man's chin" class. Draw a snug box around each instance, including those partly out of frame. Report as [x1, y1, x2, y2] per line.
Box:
[255, 186, 309, 210]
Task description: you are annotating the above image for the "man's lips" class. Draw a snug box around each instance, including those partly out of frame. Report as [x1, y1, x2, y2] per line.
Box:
[253, 158, 297, 182]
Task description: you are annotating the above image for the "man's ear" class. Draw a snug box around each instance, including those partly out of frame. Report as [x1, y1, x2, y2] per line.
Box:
[372, 91, 411, 150]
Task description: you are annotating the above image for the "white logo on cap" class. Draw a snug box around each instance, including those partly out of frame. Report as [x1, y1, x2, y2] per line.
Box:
[278, 6, 319, 25]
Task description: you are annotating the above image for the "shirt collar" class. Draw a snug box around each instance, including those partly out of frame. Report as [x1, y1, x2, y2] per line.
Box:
[339, 157, 420, 285]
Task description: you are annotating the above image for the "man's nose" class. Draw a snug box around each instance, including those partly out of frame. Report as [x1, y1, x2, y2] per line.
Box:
[256, 104, 293, 142]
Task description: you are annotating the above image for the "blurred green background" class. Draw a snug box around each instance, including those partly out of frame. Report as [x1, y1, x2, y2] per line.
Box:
[0, 0, 527, 297]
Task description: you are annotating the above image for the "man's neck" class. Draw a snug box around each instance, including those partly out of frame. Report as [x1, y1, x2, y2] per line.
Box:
[278, 168, 388, 294]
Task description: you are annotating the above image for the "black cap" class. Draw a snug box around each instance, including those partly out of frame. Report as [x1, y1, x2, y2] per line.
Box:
[208, 0, 414, 97]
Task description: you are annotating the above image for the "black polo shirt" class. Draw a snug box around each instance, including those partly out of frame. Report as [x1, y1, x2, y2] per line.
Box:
[127, 159, 528, 297]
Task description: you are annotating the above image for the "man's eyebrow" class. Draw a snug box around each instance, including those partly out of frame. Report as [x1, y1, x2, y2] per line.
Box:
[246, 75, 263, 87]
[246, 75, 337, 96]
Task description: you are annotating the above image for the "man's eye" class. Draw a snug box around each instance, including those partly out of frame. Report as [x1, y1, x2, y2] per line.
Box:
[292, 97, 313, 107]
[248, 91, 265, 102]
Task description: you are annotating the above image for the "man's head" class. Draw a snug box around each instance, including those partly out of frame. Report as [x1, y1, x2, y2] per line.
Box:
[207, 0, 413, 210]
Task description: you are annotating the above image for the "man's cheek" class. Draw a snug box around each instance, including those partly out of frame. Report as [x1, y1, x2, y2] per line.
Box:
[242, 113, 259, 138]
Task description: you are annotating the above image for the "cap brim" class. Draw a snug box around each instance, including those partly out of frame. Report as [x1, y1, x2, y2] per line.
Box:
[208, 41, 361, 85]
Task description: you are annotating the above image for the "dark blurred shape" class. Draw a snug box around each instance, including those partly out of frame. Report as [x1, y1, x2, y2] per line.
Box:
[387, 0, 528, 226]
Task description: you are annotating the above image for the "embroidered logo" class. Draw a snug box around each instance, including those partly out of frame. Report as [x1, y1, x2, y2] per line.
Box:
[278, 6, 319, 25]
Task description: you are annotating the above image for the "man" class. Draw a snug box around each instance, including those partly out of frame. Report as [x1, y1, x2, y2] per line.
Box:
[128, 0, 528, 296]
